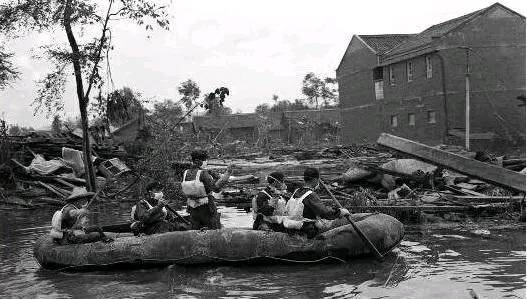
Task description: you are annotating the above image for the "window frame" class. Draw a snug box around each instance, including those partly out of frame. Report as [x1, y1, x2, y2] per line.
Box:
[391, 114, 398, 127]
[427, 111, 436, 124]
[389, 65, 395, 85]
[406, 60, 413, 82]
[408, 113, 415, 126]
[425, 56, 432, 79]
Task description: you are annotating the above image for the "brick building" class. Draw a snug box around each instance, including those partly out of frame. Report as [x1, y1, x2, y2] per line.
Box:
[337, 3, 525, 151]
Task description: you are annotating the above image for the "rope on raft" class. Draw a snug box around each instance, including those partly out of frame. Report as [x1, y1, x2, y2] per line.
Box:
[52, 254, 347, 272]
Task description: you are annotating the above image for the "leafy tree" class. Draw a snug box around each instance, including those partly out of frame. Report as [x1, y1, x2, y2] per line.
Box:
[271, 94, 279, 103]
[0, 49, 19, 89]
[321, 77, 338, 107]
[177, 79, 200, 110]
[7, 124, 21, 136]
[151, 99, 183, 124]
[105, 87, 144, 127]
[301, 73, 338, 109]
[255, 103, 270, 114]
[202, 87, 230, 115]
[51, 115, 63, 135]
[0, 0, 170, 191]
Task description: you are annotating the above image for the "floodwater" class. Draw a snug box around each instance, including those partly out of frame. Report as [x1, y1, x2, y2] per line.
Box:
[0, 203, 525, 298]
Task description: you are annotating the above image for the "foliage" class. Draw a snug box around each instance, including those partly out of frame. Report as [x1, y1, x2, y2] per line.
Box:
[7, 124, 34, 136]
[0, 0, 171, 191]
[51, 115, 62, 135]
[253, 99, 311, 114]
[150, 99, 184, 125]
[177, 79, 200, 110]
[301, 72, 338, 109]
[202, 87, 230, 115]
[105, 87, 144, 127]
[255, 103, 270, 114]
[0, 49, 19, 89]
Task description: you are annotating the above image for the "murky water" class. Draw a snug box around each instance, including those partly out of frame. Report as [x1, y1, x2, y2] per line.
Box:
[0, 203, 525, 298]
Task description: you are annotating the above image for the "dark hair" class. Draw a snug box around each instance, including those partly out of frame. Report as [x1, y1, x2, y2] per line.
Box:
[304, 167, 320, 182]
[191, 150, 208, 162]
[145, 180, 162, 192]
[267, 171, 285, 184]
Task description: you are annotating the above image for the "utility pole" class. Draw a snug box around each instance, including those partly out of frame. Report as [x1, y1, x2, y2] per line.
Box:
[464, 48, 470, 150]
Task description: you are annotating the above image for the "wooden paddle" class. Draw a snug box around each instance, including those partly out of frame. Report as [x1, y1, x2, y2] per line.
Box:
[165, 204, 191, 225]
[319, 179, 384, 261]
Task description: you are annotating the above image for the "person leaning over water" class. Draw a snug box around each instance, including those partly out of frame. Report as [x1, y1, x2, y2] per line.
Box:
[181, 149, 234, 230]
[283, 167, 350, 238]
[50, 194, 113, 245]
[252, 171, 288, 231]
[130, 181, 188, 235]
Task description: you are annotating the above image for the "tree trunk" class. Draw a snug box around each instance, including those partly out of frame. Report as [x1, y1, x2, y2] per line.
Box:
[64, 0, 97, 191]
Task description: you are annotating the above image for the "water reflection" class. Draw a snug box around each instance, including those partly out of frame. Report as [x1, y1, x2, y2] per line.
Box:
[0, 203, 525, 298]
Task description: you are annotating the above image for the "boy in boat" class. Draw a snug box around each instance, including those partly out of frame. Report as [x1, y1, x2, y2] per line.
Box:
[252, 171, 288, 231]
[181, 149, 234, 230]
[50, 194, 112, 245]
[130, 181, 188, 235]
[283, 167, 350, 238]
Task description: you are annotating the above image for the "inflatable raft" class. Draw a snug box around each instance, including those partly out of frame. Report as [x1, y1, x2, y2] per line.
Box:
[34, 213, 404, 270]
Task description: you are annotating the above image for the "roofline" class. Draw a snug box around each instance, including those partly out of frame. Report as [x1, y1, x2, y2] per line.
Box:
[355, 35, 379, 54]
[382, 2, 525, 60]
[336, 35, 357, 72]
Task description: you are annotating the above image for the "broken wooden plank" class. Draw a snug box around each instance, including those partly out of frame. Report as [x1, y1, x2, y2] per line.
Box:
[453, 195, 525, 201]
[377, 133, 526, 191]
[54, 178, 76, 189]
[37, 181, 66, 198]
[347, 205, 472, 212]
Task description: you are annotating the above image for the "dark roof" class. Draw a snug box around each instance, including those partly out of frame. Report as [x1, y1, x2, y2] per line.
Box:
[283, 109, 341, 126]
[193, 113, 258, 130]
[358, 34, 415, 54]
[383, 3, 524, 60]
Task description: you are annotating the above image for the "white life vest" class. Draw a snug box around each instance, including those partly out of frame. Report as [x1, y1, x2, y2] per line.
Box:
[130, 200, 167, 221]
[251, 190, 287, 222]
[282, 190, 314, 229]
[181, 169, 209, 208]
[49, 204, 74, 239]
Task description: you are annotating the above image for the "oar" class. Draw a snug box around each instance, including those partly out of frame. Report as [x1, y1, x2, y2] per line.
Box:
[165, 204, 191, 225]
[319, 179, 384, 261]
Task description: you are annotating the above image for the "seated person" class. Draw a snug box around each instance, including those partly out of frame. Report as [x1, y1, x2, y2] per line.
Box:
[283, 167, 350, 238]
[130, 181, 187, 235]
[50, 194, 112, 245]
[252, 171, 288, 231]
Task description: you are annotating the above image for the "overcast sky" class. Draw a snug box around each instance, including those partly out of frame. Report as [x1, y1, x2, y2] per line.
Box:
[1, 0, 525, 128]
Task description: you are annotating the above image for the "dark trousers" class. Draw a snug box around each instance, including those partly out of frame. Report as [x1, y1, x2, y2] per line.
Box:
[60, 226, 106, 245]
[189, 203, 221, 230]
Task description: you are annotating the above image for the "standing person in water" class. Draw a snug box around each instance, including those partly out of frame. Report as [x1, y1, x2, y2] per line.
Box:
[181, 150, 234, 229]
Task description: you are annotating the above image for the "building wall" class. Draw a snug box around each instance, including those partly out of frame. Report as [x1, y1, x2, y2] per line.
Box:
[337, 37, 379, 108]
[438, 6, 526, 146]
[348, 5, 526, 147]
[337, 36, 382, 143]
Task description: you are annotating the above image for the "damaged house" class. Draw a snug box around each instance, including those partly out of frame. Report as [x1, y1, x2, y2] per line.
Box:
[337, 2, 525, 151]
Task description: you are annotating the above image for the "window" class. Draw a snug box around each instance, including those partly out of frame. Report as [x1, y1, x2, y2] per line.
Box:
[373, 67, 384, 100]
[406, 60, 413, 82]
[374, 81, 384, 100]
[427, 111, 436, 123]
[391, 115, 398, 127]
[408, 113, 415, 126]
[425, 56, 432, 78]
[389, 66, 395, 85]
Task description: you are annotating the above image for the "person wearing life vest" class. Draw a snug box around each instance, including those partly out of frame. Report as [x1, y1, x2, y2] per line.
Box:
[181, 150, 233, 230]
[50, 194, 112, 245]
[284, 167, 350, 238]
[252, 171, 288, 231]
[130, 181, 187, 235]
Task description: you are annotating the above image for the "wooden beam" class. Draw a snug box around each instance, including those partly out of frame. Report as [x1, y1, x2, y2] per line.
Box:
[377, 133, 526, 192]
